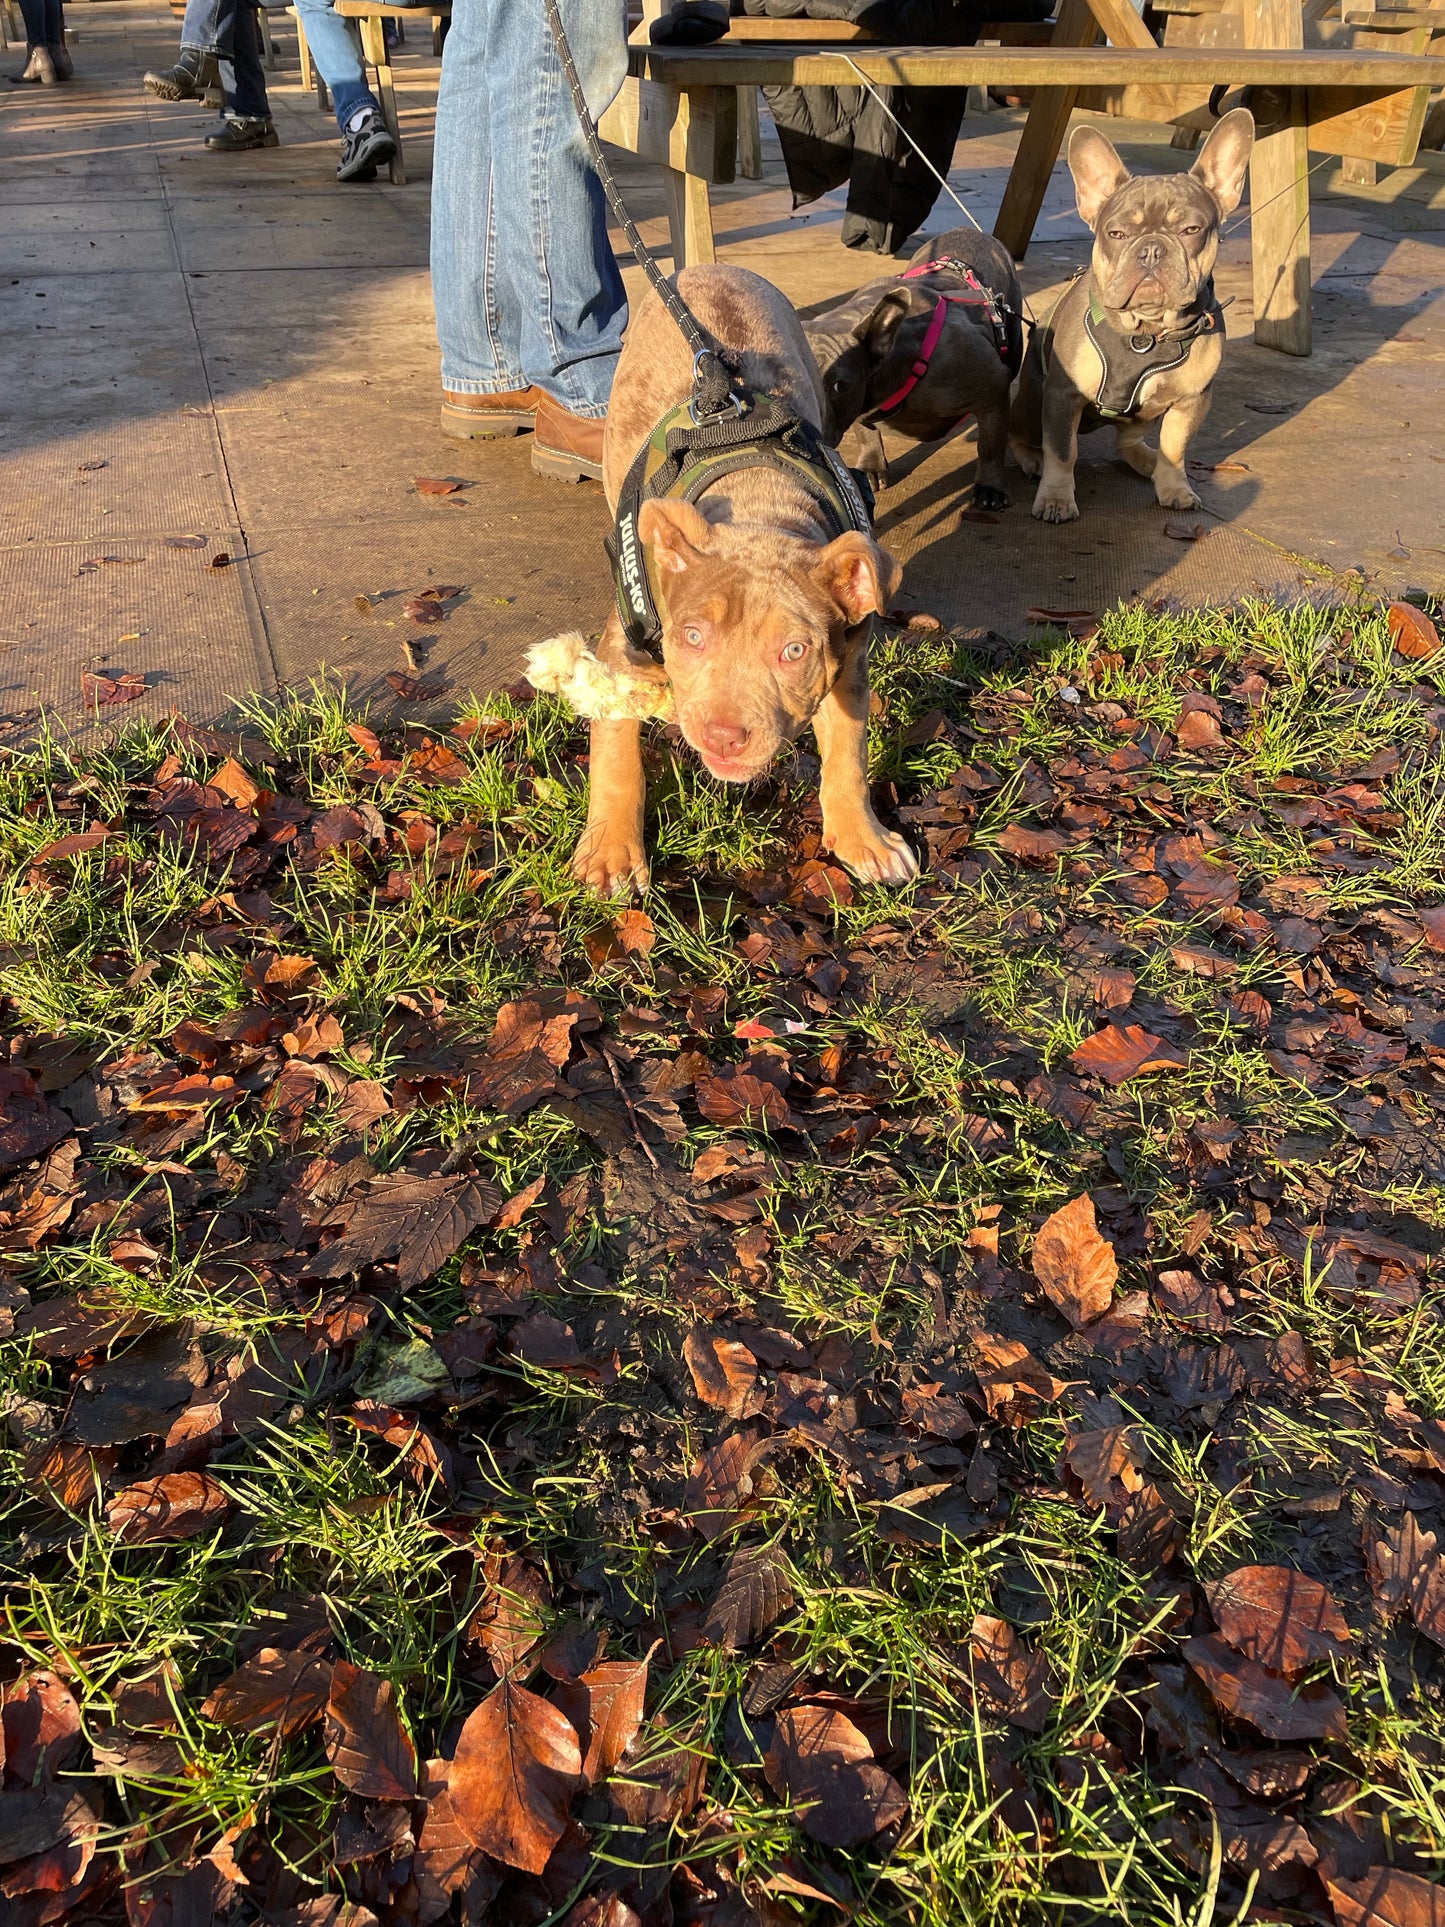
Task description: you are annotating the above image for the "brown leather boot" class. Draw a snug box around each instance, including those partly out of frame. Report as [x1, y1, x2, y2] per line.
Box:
[440, 385, 543, 440]
[531, 395, 605, 483]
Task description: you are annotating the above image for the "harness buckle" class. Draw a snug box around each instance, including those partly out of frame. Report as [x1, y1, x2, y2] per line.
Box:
[688, 348, 744, 425]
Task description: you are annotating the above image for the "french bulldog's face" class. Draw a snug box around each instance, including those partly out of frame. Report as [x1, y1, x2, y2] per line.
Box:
[1068, 110, 1255, 324]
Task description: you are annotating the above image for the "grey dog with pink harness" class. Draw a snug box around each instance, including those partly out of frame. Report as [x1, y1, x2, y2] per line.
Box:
[806, 227, 1026, 510]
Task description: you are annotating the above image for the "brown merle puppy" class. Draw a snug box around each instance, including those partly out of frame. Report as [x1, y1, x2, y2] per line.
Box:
[805, 229, 1024, 507]
[1011, 110, 1254, 525]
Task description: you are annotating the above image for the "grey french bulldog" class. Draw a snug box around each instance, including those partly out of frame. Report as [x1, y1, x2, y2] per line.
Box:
[805, 228, 1025, 509]
[1011, 108, 1255, 524]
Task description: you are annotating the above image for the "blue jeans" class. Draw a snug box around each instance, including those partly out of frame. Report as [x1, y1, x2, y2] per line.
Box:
[293, 0, 378, 130]
[431, 0, 628, 414]
[180, 0, 376, 129]
[179, 0, 268, 118]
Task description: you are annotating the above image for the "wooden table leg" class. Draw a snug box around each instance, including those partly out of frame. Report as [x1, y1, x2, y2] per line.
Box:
[1244, 0, 1310, 354]
[737, 83, 762, 179]
[663, 166, 715, 269]
[993, 0, 1100, 260]
[359, 11, 405, 184]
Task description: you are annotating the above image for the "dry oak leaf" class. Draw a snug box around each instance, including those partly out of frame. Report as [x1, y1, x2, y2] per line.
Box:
[467, 1000, 579, 1115]
[682, 1330, 763, 1419]
[81, 670, 147, 706]
[694, 1056, 797, 1131]
[702, 1542, 794, 1651]
[447, 1675, 583, 1875]
[1, 1672, 82, 1785]
[1368, 1514, 1445, 1647]
[996, 823, 1073, 864]
[106, 1470, 231, 1545]
[1072, 1024, 1190, 1086]
[1180, 1634, 1348, 1742]
[202, 1649, 333, 1738]
[324, 1659, 418, 1801]
[764, 1704, 908, 1849]
[476, 1556, 552, 1676]
[305, 1173, 501, 1291]
[1387, 603, 1441, 662]
[1064, 1425, 1144, 1510]
[551, 1653, 651, 1785]
[1329, 1867, 1445, 1926]
[684, 1429, 768, 1540]
[971, 1331, 1065, 1422]
[1206, 1565, 1351, 1676]
[1032, 1193, 1118, 1328]
[208, 758, 263, 810]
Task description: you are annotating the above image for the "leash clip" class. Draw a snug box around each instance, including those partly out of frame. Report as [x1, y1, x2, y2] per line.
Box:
[689, 348, 744, 424]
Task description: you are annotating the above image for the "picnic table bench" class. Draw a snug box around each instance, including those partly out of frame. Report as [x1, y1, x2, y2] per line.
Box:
[600, 0, 1445, 355]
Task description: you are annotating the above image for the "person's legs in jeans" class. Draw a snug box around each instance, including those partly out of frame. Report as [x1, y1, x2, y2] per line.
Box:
[177, 0, 225, 57]
[215, 0, 269, 118]
[431, 0, 627, 416]
[292, 0, 377, 131]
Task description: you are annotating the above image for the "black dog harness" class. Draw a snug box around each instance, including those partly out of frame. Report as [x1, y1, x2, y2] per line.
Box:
[606, 366, 875, 659]
[1044, 271, 1227, 420]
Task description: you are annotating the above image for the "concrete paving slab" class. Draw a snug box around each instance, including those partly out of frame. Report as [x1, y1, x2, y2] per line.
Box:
[1, 0, 1441, 743]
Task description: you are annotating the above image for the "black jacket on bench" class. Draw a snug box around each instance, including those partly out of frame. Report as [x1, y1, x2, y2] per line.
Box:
[740, 0, 1050, 254]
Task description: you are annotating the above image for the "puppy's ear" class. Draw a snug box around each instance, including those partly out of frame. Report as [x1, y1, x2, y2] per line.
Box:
[1191, 107, 1254, 218]
[1068, 125, 1132, 229]
[638, 497, 712, 576]
[856, 285, 913, 357]
[812, 531, 902, 626]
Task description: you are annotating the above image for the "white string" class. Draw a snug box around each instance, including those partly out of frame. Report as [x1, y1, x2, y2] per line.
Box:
[838, 53, 1040, 325]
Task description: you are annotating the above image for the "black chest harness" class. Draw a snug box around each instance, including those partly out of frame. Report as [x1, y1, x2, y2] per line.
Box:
[605, 356, 876, 660]
[1045, 272, 1227, 421]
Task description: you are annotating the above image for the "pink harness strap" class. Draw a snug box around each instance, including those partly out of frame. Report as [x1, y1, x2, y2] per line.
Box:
[872, 258, 1013, 419]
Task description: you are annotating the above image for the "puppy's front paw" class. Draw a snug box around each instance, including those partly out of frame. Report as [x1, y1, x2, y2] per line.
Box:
[826, 813, 920, 887]
[1155, 480, 1202, 511]
[974, 484, 1011, 512]
[572, 824, 650, 898]
[1032, 485, 1079, 524]
[1011, 443, 1043, 480]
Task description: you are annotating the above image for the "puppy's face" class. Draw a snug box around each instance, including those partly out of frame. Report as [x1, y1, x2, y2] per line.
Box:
[637, 499, 899, 782]
[1069, 110, 1254, 323]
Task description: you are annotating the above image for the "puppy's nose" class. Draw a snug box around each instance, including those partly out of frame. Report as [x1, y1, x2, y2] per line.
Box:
[701, 718, 751, 757]
[1136, 241, 1165, 270]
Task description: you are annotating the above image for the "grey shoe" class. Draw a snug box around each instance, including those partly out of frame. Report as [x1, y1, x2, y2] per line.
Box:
[9, 44, 57, 83]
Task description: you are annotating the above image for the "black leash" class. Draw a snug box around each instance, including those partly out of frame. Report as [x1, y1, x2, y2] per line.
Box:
[540, 0, 738, 423]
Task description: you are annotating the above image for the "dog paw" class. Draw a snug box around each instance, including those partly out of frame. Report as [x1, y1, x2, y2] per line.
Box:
[826, 816, 920, 887]
[1156, 482, 1202, 511]
[1032, 488, 1079, 524]
[1012, 446, 1043, 480]
[974, 484, 1011, 512]
[572, 827, 650, 897]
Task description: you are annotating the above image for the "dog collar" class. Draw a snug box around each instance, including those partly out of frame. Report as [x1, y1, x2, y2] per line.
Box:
[869, 258, 1024, 421]
[1082, 278, 1226, 419]
[605, 385, 875, 659]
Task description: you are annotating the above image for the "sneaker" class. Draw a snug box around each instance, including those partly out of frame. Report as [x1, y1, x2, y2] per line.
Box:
[205, 114, 279, 151]
[336, 108, 396, 181]
[144, 49, 217, 100]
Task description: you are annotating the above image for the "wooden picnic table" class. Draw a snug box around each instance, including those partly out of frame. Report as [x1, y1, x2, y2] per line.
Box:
[601, 0, 1445, 356]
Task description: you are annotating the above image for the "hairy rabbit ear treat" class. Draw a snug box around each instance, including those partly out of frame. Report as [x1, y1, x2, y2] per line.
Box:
[524, 632, 675, 723]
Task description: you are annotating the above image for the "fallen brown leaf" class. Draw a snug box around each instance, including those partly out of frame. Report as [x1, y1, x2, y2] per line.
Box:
[447, 1676, 582, 1874]
[1181, 1634, 1348, 1741]
[1032, 1192, 1118, 1328]
[414, 477, 464, 497]
[764, 1703, 907, 1848]
[202, 1649, 333, 1738]
[552, 1654, 650, 1784]
[1072, 1024, 1190, 1087]
[1206, 1564, 1351, 1676]
[80, 670, 147, 707]
[1387, 602, 1440, 662]
[683, 1329, 763, 1419]
[324, 1659, 418, 1800]
[106, 1471, 231, 1544]
[1329, 1867, 1445, 1926]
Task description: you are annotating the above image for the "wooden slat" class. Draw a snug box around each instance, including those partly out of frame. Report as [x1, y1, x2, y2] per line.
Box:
[1246, 0, 1311, 355]
[599, 75, 737, 182]
[994, 0, 1100, 261]
[720, 16, 879, 38]
[334, 2, 449, 15]
[630, 41, 1445, 83]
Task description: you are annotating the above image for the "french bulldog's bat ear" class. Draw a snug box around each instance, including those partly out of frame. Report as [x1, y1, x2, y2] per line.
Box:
[857, 285, 913, 356]
[1191, 108, 1255, 218]
[1068, 125, 1132, 228]
[637, 497, 712, 575]
[812, 531, 902, 625]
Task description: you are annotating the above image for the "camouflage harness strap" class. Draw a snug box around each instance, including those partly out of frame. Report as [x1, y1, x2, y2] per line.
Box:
[606, 386, 875, 660]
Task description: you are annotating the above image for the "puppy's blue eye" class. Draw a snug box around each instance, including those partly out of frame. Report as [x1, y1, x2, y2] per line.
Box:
[781, 641, 808, 664]
[683, 627, 704, 649]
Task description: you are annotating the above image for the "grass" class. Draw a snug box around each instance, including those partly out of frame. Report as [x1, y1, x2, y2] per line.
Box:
[1, 594, 1444, 1924]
